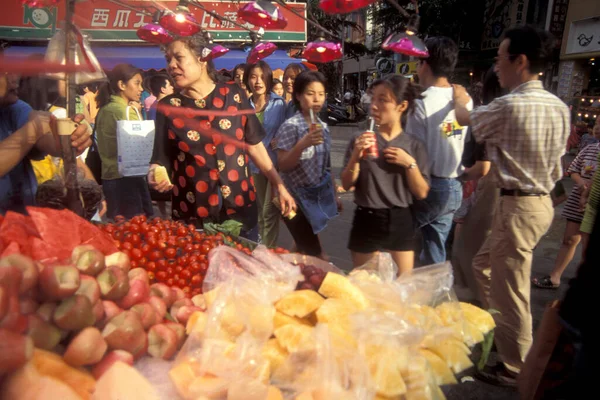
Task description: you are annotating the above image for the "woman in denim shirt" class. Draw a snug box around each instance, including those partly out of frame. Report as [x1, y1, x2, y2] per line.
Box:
[244, 61, 287, 247]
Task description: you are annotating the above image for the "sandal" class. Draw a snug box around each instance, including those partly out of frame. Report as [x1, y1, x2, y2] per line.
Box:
[532, 275, 559, 289]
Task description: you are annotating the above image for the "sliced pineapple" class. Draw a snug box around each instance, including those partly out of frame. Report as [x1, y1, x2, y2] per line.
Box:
[365, 344, 408, 397]
[419, 349, 457, 386]
[427, 339, 473, 375]
[275, 290, 325, 318]
[273, 311, 312, 330]
[459, 302, 495, 334]
[153, 165, 171, 185]
[203, 287, 220, 308]
[186, 311, 208, 335]
[262, 339, 288, 372]
[315, 298, 360, 325]
[219, 303, 246, 339]
[274, 324, 314, 353]
[462, 320, 484, 347]
[318, 273, 369, 310]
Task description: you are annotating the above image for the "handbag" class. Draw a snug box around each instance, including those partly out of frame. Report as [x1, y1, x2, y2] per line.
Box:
[85, 125, 102, 184]
[116, 106, 155, 177]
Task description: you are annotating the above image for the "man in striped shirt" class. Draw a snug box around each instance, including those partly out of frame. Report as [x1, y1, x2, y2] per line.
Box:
[454, 25, 570, 386]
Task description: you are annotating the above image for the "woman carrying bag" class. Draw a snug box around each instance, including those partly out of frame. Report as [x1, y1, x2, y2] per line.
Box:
[95, 64, 154, 220]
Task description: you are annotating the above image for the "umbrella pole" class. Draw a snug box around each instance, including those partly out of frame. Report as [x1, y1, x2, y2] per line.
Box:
[62, 0, 84, 217]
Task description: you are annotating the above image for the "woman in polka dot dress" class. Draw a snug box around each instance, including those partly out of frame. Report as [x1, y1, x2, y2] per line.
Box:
[148, 36, 296, 241]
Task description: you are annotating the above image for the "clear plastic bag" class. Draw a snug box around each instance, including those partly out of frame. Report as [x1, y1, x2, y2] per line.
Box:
[350, 252, 398, 282]
[272, 323, 371, 400]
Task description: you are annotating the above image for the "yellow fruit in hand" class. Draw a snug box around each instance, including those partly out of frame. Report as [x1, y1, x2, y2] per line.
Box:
[153, 165, 171, 185]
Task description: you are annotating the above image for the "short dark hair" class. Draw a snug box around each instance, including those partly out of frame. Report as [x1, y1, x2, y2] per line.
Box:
[272, 78, 282, 86]
[371, 75, 423, 127]
[292, 70, 326, 109]
[243, 61, 273, 94]
[503, 25, 555, 74]
[423, 37, 459, 78]
[233, 63, 246, 75]
[149, 74, 171, 97]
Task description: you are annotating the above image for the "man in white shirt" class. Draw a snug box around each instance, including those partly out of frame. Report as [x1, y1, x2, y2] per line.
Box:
[406, 37, 472, 265]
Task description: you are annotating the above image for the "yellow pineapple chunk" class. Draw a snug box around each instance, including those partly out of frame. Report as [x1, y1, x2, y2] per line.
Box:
[459, 302, 496, 334]
[186, 311, 208, 334]
[273, 311, 312, 330]
[365, 344, 408, 397]
[427, 339, 473, 375]
[462, 320, 484, 346]
[274, 324, 313, 353]
[419, 349, 457, 386]
[315, 298, 360, 325]
[203, 287, 220, 308]
[318, 273, 369, 309]
[275, 290, 325, 318]
[262, 339, 288, 372]
[153, 165, 171, 185]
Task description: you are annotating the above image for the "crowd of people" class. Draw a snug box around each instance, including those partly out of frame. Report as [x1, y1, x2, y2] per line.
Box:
[1, 24, 598, 391]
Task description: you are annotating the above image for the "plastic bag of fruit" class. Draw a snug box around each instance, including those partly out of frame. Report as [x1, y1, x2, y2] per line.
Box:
[351, 310, 448, 400]
[279, 253, 344, 292]
[271, 323, 372, 400]
[203, 246, 302, 302]
[171, 274, 278, 399]
[350, 252, 398, 282]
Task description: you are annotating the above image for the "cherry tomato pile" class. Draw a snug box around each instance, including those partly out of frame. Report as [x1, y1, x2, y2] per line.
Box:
[100, 216, 288, 297]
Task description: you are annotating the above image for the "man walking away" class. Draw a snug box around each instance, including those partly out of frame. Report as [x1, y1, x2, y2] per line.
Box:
[453, 26, 570, 386]
[406, 37, 472, 265]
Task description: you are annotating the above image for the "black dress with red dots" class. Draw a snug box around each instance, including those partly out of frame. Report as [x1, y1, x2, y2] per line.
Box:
[151, 82, 265, 232]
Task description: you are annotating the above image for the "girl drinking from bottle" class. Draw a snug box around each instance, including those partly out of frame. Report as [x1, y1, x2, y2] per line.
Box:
[341, 75, 430, 273]
[274, 71, 341, 258]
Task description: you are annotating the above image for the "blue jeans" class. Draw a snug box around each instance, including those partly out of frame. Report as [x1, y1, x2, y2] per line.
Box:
[413, 177, 462, 265]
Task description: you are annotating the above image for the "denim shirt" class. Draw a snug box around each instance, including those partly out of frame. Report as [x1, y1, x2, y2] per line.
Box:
[0, 100, 40, 214]
[249, 93, 287, 175]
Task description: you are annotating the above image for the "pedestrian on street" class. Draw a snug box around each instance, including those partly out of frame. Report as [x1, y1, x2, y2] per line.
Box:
[244, 61, 287, 248]
[341, 75, 429, 273]
[532, 117, 600, 289]
[274, 71, 341, 259]
[405, 36, 473, 266]
[453, 25, 570, 386]
[148, 36, 296, 241]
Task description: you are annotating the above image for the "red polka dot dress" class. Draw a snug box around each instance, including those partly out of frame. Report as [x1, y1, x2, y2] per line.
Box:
[151, 82, 265, 230]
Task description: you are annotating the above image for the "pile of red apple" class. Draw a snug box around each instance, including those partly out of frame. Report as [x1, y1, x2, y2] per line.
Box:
[0, 246, 203, 379]
[100, 216, 288, 297]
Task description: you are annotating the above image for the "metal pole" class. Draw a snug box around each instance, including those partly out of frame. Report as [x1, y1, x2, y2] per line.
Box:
[62, 0, 84, 217]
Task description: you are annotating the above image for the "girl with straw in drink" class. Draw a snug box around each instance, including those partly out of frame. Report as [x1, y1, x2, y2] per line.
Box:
[274, 71, 341, 259]
[341, 75, 430, 273]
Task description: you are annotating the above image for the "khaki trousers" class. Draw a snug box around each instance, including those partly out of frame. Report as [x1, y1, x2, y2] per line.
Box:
[252, 173, 280, 248]
[472, 194, 554, 374]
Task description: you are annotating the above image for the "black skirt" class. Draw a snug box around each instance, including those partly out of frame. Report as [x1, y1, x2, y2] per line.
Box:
[348, 206, 416, 253]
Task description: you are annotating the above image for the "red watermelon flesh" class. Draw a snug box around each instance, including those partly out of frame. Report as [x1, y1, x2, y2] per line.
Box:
[1, 241, 21, 257]
[26, 207, 80, 254]
[0, 211, 39, 252]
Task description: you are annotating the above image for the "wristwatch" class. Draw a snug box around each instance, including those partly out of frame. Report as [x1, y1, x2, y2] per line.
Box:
[407, 162, 418, 169]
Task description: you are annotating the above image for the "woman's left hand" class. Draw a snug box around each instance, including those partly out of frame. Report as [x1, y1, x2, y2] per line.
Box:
[277, 184, 297, 217]
[383, 147, 415, 168]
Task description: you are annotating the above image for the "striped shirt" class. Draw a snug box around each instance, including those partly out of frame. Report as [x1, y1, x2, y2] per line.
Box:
[470, 80, 570, 194]
[562, 143, 600, 222]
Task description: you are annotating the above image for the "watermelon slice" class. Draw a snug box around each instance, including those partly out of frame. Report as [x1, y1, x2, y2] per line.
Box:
[1, 241, 21, 257]
[26, 207, 81, 254]
[29, 237, 65, 263]
[0, 211, 40, 254]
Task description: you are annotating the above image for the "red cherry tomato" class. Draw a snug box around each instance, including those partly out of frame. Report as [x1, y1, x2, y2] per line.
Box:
[122, 241, 133, 251]
[174, 266, 183, 273]
[178, 279, 186, 288]
[146, 261, 157, 272]
[130, 260, 138, 269]
[166, 267, 174, 277]
[166, 278, 174, 287]
[191, 275, 201, 286]
[147, 271, 155, 281]
[130, 248, 143, 261]
[181, 269, 192, 280]
[165, 247, 177, 259]
[156, 259, 167, 271]
[156, 271, 167, 281]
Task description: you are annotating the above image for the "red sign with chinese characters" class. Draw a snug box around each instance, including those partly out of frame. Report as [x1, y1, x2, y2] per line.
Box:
[0, 0, 307, 42]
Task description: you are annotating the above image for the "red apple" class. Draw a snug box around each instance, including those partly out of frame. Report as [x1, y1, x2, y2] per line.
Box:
[75, 275, 101, 304]
[104, 252, 131, 273]
[191, 294, 206, 310]
[0, 265, 23, 296]
[0, 295, 27, 333]
[53, 295, 95, 331]
[147, 324, 178, 360]
[0, 287, 7, 321]
[147, 296, 167, 321]
[128, 268, 150, 285]
[149, 283, 175, 307]
[116, 279, 149, 310]
[170, 298, 193, 323]
[97, 267, 129, 301]
[0, 329, 33, 375]
[164, 321, 186, 349]
[92, 300, 105, 325]
[175, 305, 203, 325]
[102, 311, 146, 356]
[91, 350, 134, 380]
[63, 327, 107, 366]
[131, 332, 148, 360]
[101, 301, 123, 324]
[171, 287, 186, 301]
[36, 302, 57, 323]
[26, 314, 61, 351]
[0, 254, 38, 294]
[130, 303, 158, 330]
[38, 265, 80, 300]
[72, 245, 105, 276]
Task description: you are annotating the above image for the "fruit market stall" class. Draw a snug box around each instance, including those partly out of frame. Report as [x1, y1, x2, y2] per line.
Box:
[0, 206, 495, 400]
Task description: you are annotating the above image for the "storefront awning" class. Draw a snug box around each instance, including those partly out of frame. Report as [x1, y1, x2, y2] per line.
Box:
[3, 46, 310, 72]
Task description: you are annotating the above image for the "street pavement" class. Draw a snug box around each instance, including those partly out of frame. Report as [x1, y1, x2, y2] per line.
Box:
[276, 123, 581, 399]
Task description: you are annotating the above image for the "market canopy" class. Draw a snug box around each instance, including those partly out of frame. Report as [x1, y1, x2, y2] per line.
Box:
[3, 46, 311, 72]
